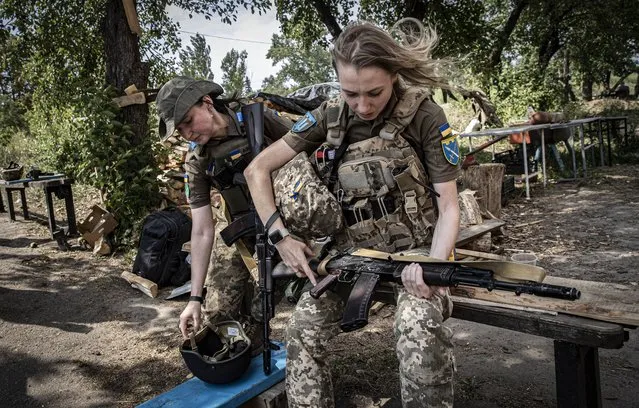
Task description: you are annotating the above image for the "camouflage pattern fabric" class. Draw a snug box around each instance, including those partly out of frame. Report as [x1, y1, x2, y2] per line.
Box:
[285, 248, 455, 408]
[203, 206, 260, 323]
[272, 151, 344, 239]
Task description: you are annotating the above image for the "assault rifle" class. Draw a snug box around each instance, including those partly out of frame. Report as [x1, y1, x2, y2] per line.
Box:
[293, 253, 581, 332]
[241, 102, 277, 375]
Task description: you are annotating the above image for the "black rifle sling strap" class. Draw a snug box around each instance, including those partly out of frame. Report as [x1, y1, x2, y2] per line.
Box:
[340, 272, 380, 332]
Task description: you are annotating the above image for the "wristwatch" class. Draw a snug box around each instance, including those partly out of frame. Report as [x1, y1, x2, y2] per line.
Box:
[268, 227, 290, 246]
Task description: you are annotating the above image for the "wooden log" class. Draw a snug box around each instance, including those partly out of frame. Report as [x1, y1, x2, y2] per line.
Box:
[462, 163, 505, 218]
[121, 271, 158, 298]
[457, 189, 483, 226]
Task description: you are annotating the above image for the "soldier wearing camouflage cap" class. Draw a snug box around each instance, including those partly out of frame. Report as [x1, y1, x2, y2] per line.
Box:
[156, 76, 293, 346]
[245, 19, 460, 407]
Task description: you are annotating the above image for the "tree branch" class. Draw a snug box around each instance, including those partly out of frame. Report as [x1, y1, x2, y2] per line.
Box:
[311, 0, 342, 40]
[488, 0, 530, 70]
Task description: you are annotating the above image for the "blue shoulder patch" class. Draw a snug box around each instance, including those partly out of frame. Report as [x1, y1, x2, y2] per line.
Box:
[441, 136, 460, 166]
[292, 111, 317, 133]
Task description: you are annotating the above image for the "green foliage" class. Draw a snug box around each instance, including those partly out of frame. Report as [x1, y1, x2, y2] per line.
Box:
[220, 48, 252, 95]
[0, 95, 28, 147]
[261, 34, 335, 94]
[27, 86, 162, 246]
[179, 33, 214, 80]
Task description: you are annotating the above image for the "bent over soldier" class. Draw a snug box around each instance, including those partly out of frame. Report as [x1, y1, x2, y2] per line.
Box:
[245, 20, 461, 408]
[156, 77, 293, 344]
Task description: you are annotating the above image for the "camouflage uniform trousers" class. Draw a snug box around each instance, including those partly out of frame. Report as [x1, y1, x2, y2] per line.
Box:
[203, 207, 262, 324]
[286, 279, 455, 407]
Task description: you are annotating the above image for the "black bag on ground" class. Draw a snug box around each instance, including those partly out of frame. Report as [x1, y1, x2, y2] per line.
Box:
[132, 208, 192, 287]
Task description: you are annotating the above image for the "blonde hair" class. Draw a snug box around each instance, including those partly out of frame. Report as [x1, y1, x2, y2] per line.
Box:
[331, 18, 451, 91]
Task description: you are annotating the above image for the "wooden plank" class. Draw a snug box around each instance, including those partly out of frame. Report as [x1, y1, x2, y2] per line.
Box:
[455, 248, 508, 261]
[456, 218, 505, 247]
[451, 276, 639, 326]
[451, 301, 627, 349]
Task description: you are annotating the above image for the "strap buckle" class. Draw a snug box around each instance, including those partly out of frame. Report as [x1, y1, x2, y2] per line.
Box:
[404, 190, 418, 214]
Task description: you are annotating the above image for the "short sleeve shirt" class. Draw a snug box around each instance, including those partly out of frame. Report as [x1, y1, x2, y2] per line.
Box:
[185, 107, 293, 209]
[282, 93, 460, 184]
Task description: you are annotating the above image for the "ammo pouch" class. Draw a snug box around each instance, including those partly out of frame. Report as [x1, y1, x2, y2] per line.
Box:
[272, 152, 344, 240]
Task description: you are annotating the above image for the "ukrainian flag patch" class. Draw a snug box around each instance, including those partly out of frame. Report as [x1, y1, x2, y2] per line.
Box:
[439, 123, 460, 165]
[184, 174, 191, 198]
[292, 111, 317, 133]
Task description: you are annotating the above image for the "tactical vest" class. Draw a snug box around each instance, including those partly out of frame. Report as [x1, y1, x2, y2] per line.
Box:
[197, 135, 253, 219]
[314, 88, 437, 252]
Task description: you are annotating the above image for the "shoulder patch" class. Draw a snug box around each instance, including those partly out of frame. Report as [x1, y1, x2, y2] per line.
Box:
[441, 135, 460, 165]
[292, 111, 317, 133]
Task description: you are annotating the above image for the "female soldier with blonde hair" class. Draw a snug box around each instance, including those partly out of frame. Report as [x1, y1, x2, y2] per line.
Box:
[245, 19, 460, 407]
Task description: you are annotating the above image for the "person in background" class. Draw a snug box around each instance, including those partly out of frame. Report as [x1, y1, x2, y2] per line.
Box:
[156, 77, 292, 345]
[245, 19, 460, 408]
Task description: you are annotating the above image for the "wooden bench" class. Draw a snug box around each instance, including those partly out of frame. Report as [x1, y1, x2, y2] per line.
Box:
[452, 300, 631, 408]
[0, 176, 78, 239]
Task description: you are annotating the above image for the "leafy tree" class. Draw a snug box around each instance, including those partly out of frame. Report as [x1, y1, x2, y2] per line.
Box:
[179, 33, 214, 80]
[220, 48, 251, 95]
[261, 34, 335, 94]
[0, 0, 271, 246]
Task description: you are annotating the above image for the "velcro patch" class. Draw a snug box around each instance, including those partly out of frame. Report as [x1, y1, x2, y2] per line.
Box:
[292, 111, 317, 133]
[439, 122, 452, 139]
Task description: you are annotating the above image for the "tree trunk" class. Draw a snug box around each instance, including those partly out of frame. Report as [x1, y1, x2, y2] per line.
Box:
[582, 71, 593, 101]
[103, 0, 149, 146]
[462, 164, 506, 218]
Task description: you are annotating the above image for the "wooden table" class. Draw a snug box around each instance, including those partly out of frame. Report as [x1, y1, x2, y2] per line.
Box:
[0, 175, 77, 239]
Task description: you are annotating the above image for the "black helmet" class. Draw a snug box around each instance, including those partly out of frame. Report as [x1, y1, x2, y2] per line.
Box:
[179, 320, 252, 384]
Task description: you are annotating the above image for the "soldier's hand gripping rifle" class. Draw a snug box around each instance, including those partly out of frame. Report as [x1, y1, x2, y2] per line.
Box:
[241, 102, 277, 375]
[304, 253, 581, 332]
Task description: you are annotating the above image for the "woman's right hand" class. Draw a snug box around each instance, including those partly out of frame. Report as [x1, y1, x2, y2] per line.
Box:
[179, 301, 202, 339]
[275, 236, 317, 285]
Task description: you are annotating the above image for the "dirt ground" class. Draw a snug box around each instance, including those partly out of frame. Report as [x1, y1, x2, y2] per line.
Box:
[1, 164, 638, 408]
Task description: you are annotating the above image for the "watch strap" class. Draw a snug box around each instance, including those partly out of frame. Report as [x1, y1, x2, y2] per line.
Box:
[189, 295, 204, 303]
[264, 210, 281, 233]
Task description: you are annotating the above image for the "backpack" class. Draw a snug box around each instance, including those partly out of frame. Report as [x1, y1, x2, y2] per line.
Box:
[132, 208, 192, 287]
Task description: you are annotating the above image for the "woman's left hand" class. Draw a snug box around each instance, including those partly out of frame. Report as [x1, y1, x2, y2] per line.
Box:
[400, 262, 447, 299]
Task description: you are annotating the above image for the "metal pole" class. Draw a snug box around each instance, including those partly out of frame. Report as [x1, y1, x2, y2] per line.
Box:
[579, 124, 587, 178]
[541, 129, 547, 187]
[522, 135, 530, 200]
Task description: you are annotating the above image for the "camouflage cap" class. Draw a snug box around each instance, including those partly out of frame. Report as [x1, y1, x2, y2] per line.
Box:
[156, 76, 224, 140]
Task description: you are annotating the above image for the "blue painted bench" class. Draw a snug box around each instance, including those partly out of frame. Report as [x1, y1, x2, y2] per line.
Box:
[139, 344, 287, 408]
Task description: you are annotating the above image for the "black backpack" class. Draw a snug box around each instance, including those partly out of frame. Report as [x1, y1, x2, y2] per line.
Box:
[132, 208, 192, 287]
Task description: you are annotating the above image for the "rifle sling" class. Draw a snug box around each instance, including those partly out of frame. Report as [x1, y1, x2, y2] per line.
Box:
[340, 272, 380, 332]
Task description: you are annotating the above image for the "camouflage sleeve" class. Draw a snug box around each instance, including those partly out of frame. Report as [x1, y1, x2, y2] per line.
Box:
[184, 145, 214, 210]
[264, 108, 294, 141]
[417, 102, 461, 184]
[281, 101, 329, 154]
